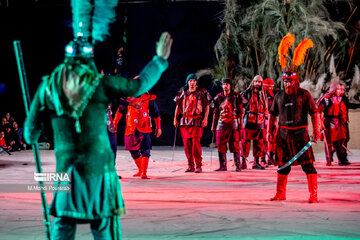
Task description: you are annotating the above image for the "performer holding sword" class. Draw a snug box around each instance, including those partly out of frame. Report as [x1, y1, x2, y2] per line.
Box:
[268, 33, 320, 203]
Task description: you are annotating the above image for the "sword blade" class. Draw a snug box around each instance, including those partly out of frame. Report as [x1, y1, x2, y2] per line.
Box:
[210, 132, 214, 170]
[322, 130, 331, 165]
[171, 127, 177, 163]
[277, 139, 314, 172]
[342, 144, 353, 155]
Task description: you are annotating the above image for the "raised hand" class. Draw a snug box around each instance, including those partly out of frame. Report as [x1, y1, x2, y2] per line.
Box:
[156, 32, 173, 60]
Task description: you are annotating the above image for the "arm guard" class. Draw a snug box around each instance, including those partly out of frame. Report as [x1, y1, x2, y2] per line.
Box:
[155, 116, 161, 129]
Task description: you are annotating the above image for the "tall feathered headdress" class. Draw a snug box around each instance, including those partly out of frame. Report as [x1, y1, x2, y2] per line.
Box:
[278, 33, 295, 71]
[278, 33, 314, 80]
[65, 0, 118, 58]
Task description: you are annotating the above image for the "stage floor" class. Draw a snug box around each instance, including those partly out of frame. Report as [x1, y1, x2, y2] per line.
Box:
[0, 146, 360, 239]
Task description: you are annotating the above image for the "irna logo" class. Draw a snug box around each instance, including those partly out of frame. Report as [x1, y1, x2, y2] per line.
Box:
[34, 172, 71, 182]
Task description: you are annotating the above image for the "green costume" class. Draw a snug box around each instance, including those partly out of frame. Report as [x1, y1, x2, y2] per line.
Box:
[24, 55, 168, 237]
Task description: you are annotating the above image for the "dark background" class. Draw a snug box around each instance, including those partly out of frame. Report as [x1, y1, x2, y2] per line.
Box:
[0, 0, 224, 146]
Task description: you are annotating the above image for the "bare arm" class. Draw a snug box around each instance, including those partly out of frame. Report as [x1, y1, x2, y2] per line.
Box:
[311, 112, 320, 142]
[211, 113, 219, 132]
[113, 111, 123, 132]
[202, 105, 210, 127]
[173, 105, 180, 128]
[267, 114, 277, 142]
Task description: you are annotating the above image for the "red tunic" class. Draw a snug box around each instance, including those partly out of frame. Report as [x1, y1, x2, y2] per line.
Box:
[125, 93, 157, 135]
[318, 96, 347, 143]
[0, 138, 6, 147]
[270, 88, 317, 166]
[175, 88, 211, 127]
[241, 89, 267, 140]
[213, 92, 243, 152]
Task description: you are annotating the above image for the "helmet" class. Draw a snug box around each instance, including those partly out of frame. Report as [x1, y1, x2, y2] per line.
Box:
[65, 37, 94, 58]
[282, 70, 297, 81]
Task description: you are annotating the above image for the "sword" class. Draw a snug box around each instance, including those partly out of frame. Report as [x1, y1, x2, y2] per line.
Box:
[277, 137, 314, 172]
[342, 144, 353, 155]
[210, 132, 215, 171]
[261, 141, 271, 159]
[321, 130, 331, 166]
[171, 127, 178, 163]
[14, 41, 52, 240]
[239, 128, 247, 165]
[240, 128, 245, 157]
[0, 145, 11, 155]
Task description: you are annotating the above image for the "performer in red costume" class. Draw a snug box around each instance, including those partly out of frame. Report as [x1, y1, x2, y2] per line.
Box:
[211, 78, 246, 172]
[114, 91, 162, 179]
[317, 83, 350, 166]
[174, 74, 211, 173]
[263, 78, 277, 166]
[240, 75, 268, 170]
[340, 83, 350, 159]
[268, 33, 320, 203]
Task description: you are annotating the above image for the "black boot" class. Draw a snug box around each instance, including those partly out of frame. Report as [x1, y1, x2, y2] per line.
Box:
[234, 152, 241, 172]
[328, 145, 335, 163]
[185, 167, 195, 172]
[338, 147, 351, 166]
[261, 157, 267, 167]
[252, 157, 265, 170]
[267, 152, 275, 166]
[215, 152, 227, 171]
[327, 146, 333, 166]
[338, 149, 351, 166]
[241, 156, 247, 169]
[340, 159, 351, 166]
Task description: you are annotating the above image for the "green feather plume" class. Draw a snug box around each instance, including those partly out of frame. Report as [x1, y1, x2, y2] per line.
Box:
[71, 0, 118, 42]
[92, 0, 118, 42]
[71, 0, 93, 39]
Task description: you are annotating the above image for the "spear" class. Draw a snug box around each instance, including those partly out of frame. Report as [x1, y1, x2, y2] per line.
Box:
[13, 40, 52, 240]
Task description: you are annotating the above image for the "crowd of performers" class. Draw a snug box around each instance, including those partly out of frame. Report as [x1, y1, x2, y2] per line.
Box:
[103, 35, 352, 212]
[108, 69, 351, 205]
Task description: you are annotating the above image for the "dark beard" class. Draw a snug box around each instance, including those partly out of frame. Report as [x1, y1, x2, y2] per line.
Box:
[284, 86, 295, 95]
[254, 85, 261, 90]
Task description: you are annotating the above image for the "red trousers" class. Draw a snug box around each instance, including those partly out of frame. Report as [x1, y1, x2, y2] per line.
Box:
[182, 137, 202, 168]
[180, 126, 203, 168]
[264, 139, 276, 154]
[241, 139, 265, 158]
[216, 129, 240, 153]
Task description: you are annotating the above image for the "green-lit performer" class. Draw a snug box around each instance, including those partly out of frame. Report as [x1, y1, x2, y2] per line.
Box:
[24, 0, 173, 239]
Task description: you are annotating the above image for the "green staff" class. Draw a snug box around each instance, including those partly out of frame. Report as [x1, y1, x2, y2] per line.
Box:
[13, 40, 52, 240]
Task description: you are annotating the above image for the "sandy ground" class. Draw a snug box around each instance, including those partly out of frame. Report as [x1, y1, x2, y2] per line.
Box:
[0, 145, 360, 240]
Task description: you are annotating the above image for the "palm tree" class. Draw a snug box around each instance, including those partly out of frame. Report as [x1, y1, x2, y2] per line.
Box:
[214, 0, 349, 90]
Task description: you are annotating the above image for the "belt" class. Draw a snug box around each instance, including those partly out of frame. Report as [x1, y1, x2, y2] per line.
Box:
[279, 125, 307, 130]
